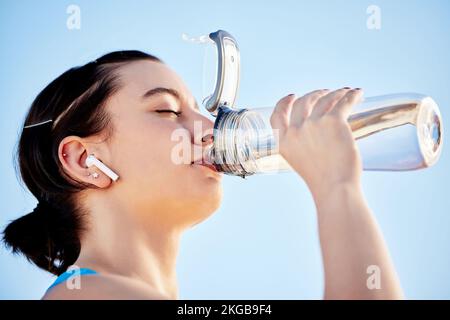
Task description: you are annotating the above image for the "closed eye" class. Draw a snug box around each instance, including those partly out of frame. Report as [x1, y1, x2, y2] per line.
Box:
[155, 109, 182, 117]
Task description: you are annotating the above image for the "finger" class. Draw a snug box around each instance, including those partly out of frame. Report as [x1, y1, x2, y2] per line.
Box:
[270, 93, 297, 133]
[290, 89, 329, 127]
[329, 88, 364, 120]
[309, 88, 351, 120]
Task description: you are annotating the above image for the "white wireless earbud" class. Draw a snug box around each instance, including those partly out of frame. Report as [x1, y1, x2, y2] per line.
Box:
[85, 154, 119, 182]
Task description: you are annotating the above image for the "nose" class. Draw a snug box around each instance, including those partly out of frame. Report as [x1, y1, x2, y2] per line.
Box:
[201, 133, 214, 144]
[190, 113, 215, 147]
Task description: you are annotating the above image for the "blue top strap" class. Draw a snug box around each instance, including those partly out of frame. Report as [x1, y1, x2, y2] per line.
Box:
[46, 268, 98, 292]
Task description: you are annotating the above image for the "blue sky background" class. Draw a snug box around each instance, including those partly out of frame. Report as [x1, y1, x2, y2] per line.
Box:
[1, 0, 449, 299]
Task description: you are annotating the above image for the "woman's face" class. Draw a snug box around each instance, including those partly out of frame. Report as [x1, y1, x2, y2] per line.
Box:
[102, 60, 223, 228]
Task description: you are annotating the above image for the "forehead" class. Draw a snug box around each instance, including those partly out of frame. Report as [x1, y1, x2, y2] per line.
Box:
[115, 60, 192, 102]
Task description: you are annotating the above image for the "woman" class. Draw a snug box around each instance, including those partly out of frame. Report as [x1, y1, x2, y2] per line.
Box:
[2, 50, 403, 299]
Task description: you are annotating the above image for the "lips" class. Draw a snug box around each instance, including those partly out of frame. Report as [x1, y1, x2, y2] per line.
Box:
[199, 162, 218, 172]
[190, 146, 219, 173]
[190, 160, 218, 172]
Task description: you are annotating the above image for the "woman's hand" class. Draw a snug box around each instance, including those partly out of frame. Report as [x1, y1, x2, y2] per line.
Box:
[271, 88, 404, 299]
[270, 88, 364, 202]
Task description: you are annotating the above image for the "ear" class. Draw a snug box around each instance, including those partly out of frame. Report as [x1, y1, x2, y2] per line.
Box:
[57, 136, 113, 188]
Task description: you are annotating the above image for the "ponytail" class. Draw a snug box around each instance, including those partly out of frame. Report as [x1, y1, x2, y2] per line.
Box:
[2, 198, 84, 275]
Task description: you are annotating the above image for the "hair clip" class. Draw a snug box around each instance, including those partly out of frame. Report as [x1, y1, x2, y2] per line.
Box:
[23, 119, 53, 129]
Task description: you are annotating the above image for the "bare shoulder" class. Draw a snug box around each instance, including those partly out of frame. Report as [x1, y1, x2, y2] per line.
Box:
[41, 273, 170, 300]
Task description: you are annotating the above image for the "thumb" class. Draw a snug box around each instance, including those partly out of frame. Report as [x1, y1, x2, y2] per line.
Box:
[270, 94, 296, 135]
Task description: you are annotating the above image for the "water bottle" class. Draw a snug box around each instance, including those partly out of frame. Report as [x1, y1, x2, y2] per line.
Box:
[205, 93, 443, 178]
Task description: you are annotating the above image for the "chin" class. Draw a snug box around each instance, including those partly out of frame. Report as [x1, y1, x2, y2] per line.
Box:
[186, 184, 223, 226]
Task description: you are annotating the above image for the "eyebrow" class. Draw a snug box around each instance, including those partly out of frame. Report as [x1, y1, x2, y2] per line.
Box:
[141, 87, 200, 110]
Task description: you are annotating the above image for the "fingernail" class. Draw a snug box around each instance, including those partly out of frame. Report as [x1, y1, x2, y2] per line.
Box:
[343, 87, 351, 89]
[354, 88, 362, 90]
[287, 93, 295, 97]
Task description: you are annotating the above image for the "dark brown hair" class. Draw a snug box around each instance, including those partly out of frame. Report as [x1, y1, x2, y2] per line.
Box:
[2, 50, 162, 275]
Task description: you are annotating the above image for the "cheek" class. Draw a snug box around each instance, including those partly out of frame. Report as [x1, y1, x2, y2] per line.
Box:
[113, 121, 189, 191]
[111, 118, 223, 212]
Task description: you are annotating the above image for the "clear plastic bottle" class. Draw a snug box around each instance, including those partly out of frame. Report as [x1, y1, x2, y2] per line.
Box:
[206, 93, 443, 177]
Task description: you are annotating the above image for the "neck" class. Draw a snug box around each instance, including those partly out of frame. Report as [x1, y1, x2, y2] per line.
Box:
[74, 195, 183, 299]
